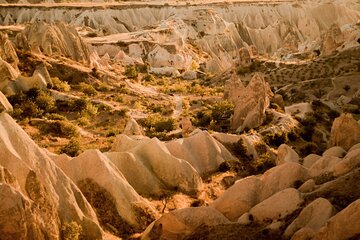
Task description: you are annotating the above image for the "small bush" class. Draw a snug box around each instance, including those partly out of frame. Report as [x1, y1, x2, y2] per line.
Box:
[61, 221, 82, 240]
[124, 65, 138, 79]
[263, 131, 288, 147]
[253, 153, 275, 173]
[34, 91, 56, 112]
[40, 120, 79, 138]
[78, 82, 98, 96]
[140, 113, 176, 139]
[51, 77, 70, 92]
[233, 138, 248, 158]
[60, 138, 82, 157]
[44, 113, 67, 120]
[142, 74, 155, 82]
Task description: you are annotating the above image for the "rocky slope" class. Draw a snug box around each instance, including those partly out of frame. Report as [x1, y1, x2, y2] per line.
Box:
[0, 0, 359, 73]
[0, 0, 359, 239]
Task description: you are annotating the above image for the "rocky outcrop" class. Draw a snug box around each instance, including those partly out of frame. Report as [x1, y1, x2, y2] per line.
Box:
[0, 91, 13, 112]
[123, 118, 144, 136]
[315, 199, 360, 240]
[230, 73, 273, 132]
[52, 150, 156, 237]
[249, 188, 303, 223]
[308, 156, 342, 178]
[15, 71, 47, 92]
[333, 148, 360, 177]
[211, 176, 262, 221]
[0, 58, 20, 94]
[284, 198, 335, 237]
[15, 22, 91, 64]
[260, 162, 309, 201]
[142, 207, 230, 239]
[110, 134, 203, 196]
[165, 130, 237, 176]
[0, 113, 103, 239]
[330, 113, 360, 150]
[0, 32, 19, 70]
[276, 144, 300, 165]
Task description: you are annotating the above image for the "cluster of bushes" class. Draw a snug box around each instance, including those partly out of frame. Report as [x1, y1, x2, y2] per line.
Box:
[225, 138, 275, 176]
[8, 88, 56, 119]
[39, 120, 79, 138]
[139, 113, 177, 140]
[147, 102, 174, 115]
[192, 100, 234, 131]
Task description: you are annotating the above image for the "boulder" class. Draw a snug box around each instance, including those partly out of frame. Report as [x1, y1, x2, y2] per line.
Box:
[303, 154, 321, 169]
[284, 198, 335, 237]
[149, 66, 181, 77]
[142, 207, 230, 239]
[0, 58, 19, 93]
[182, 70, 197, 80]
[348, 143, 360, 152]
[0, 113, 103, 239]
[330, 113, 360, 151]
[230, 73, 273, 132]
[333, 148, 360, 177]
[165, 130, 237, 176]
[322, 146, 346, 158]
[180, 117, 195, 136]
[285, 103, 313, 119]
[249, 188, 303, 222]
[308, 156, 342, 178]
[276, 144, 300, 165]
[260, 162, 309, 201]
[105, 152, 165, 197]
[291, 228, 316, 240]
[298, 179, 316, 193]
[15, 72, 47, 92]
[123, 118, 144, 136]
[52, 149, 156, 235]
[110, 135, 202, 195]
[0, 91, 13, 112]
[315, 199, 360, 240]
[211, 176, 262, 221]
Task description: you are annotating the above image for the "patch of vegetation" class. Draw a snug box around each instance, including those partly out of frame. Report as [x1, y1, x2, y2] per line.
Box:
[139, 113, 177, 140]
[59, 138, 82, 157]
[61, 221, 82, 240]
[192, 100, 234, 131]
[253, 153, 275, 173]
[8, 89, 56, 119]
[262, 131, 288, 147]
[124, 65, 138, 79]
[40, 120, 79, 138]
[77, 82, 98, 96]
[50, 77, 71, 92]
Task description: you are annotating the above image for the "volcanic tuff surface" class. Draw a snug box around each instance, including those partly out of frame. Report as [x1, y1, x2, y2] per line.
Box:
[0, 0, 359, 239]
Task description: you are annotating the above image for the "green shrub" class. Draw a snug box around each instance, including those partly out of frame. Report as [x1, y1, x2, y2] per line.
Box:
[44, 113, 67, 120]
[142, 74, 155, 83]
[140, 113, 176, 139]
[253, 153, 275, 173]
[263, 131, 288, 147]
[51, 77, 70, 92]
[233, 138, 248, 158]
[211, 100, 234, 121]
[124, 65, 138, 79]
[61, 221, 82, 240]
[40, 120, 79, 138]
[78, 82, 98, 96]
[60, 138, 82, 157]
[34, 90, 56, 112]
